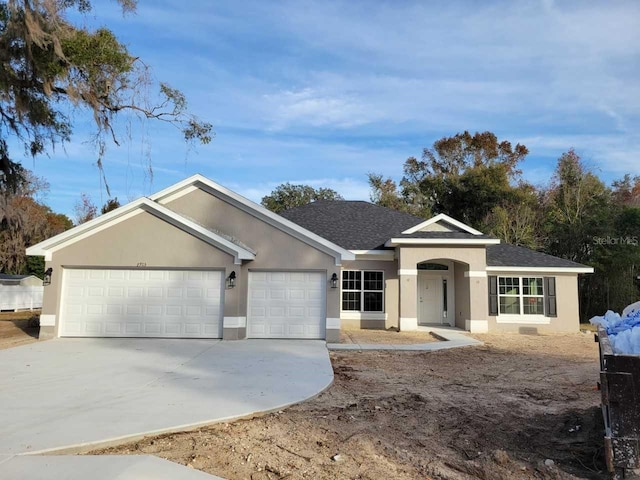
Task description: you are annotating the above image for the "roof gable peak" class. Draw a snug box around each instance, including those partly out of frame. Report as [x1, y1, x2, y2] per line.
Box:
[402, 213, 484, 236]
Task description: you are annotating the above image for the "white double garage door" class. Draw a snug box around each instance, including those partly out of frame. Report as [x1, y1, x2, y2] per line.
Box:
[60, 269, 326, 339]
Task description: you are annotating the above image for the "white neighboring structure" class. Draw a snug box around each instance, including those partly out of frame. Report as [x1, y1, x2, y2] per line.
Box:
[0, 275, 44, 311]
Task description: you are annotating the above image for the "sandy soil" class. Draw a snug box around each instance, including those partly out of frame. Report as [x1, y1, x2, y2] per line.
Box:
[340, 328, 439, 344]
[0, 311, 39, 349]
[94, 332, 606, 479]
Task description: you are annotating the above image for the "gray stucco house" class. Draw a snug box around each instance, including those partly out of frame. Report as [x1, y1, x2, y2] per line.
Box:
[26, 174, 593, 341]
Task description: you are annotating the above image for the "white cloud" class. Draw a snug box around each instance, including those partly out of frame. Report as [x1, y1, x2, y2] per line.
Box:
[23, 0, 640, 216]
[517, 134, 640, 178]
[262, 88, 377, 129]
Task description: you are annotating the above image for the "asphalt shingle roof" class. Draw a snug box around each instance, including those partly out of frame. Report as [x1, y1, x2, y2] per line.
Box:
[280, 201, 591, 269]
[486, 243, 590, 268]
[280, 200, 424, 250]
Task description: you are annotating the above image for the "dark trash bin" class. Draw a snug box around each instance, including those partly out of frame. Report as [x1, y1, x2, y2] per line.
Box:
[597, 327, 640, 479]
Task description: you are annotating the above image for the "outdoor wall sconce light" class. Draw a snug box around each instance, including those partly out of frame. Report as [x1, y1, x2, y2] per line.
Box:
[330, 273, 338, 289]
[227, 271, 236, 289]
[43, 267, 53, 286]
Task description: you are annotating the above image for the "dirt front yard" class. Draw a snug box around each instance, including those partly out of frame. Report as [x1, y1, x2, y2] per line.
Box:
[94, 333, 605, 479]
[340, 327, 439, 344]
[0, 311, 39, 349]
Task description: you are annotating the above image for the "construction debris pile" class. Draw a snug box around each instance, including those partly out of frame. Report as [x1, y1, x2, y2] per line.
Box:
[590, 301, 640, 354]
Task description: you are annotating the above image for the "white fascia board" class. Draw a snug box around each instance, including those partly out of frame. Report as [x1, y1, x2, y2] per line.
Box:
[402, 213, 484, 236]
[26, 197, 149, 256]
[385, 238, 501, 247]
[350, 250, 396, 261]
[150, 174, 355, 262]
[486, 266, 594, 274]
[26, 196, 256, 263]
[148, 175, 206, 202]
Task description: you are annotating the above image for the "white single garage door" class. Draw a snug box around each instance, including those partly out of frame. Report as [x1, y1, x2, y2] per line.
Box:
[60, 269, 223, 338]
[247, 271, 326, 339]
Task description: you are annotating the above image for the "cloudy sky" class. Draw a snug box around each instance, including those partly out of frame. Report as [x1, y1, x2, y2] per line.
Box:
[21, 0, 640, 217]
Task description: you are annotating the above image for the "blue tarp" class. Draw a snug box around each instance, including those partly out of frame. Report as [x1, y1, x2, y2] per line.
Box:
[591, 301, 640, 354]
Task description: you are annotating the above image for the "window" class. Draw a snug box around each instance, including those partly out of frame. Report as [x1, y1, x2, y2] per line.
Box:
[498, 277, 544, 315]
[522, 277, 544, 315]
[342, 270, 384, 312]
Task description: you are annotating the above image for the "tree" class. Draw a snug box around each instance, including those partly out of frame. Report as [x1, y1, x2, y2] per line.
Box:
[543, 149, 611, 263]
[368, 172, 430, 217]
[0, 0, 212, 190]
[74, 192, 97, 224]
[261, 183, 343, 213]
[484, 184, 544, 249]
[591, 207, 640, 313]
[413, 131, 528, 227]
[369, 131, 530, 228]
[612, 174, 640, 207]
[101, 197, 121, 214]
[0, 170, 72, 275]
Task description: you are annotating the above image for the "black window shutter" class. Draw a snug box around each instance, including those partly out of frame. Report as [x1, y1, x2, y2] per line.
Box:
[544, 277, 557, 317]
[488, 276, 498, 316]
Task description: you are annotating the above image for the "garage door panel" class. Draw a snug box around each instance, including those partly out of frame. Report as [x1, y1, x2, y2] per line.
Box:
[109, 270, 125, 280]
[108, 287, 124, 297]
[247, 271, 325, 339]
[89, 270, 106, 280]
[144, 323, 161, 334]
[125, 323, 141, 334]
[289, 289, 305, 300]
[269, 289, 286, 300]
[206, 288, 221, 299]
[87, 304, 103, 315]
[167, 288, 183, 298]
[105, 322, 121, 334]
[60, 269, 223, 338]
[287, 324, 304, 335]
[106, 305, 122, 315]
[129, 271, 145, 281]
[148, 271, 165, 280]
[147, 287, 162, 297]
[308, 290, 323, 301]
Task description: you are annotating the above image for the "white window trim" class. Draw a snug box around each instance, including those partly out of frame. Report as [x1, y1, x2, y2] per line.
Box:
[341, 270, 385, 313]
[497, 276, 546, 318]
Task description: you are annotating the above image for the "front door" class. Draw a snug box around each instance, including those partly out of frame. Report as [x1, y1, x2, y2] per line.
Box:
[418, 273, 443, 325]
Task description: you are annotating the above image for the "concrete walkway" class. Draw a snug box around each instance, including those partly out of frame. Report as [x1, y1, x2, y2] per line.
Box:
[0, 338, 333, 479]
[2, 455, 223, 480]
[327, 326, 482, 351]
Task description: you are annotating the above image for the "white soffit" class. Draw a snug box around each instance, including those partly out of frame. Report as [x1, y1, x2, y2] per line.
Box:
[350, 250, 395, 261]
[385, 238, 501, 246]
[402, 213, 484, 236]
[26, 197, 256, 264]
[486, 266, 595, 274]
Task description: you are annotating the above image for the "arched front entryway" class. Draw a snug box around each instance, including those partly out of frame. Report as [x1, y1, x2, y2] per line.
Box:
[397, 246, 488, 332]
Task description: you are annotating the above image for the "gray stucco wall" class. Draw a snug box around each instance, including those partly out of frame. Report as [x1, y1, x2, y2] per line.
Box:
[453, 263, 470, 329]
[165, 189, 339, 322]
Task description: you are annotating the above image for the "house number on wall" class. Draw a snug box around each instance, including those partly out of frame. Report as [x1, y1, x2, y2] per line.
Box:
[137, 262, 147, 267]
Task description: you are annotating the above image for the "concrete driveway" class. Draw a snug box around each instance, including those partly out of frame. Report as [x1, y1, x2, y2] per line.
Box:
[0, 338, 333, 455]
